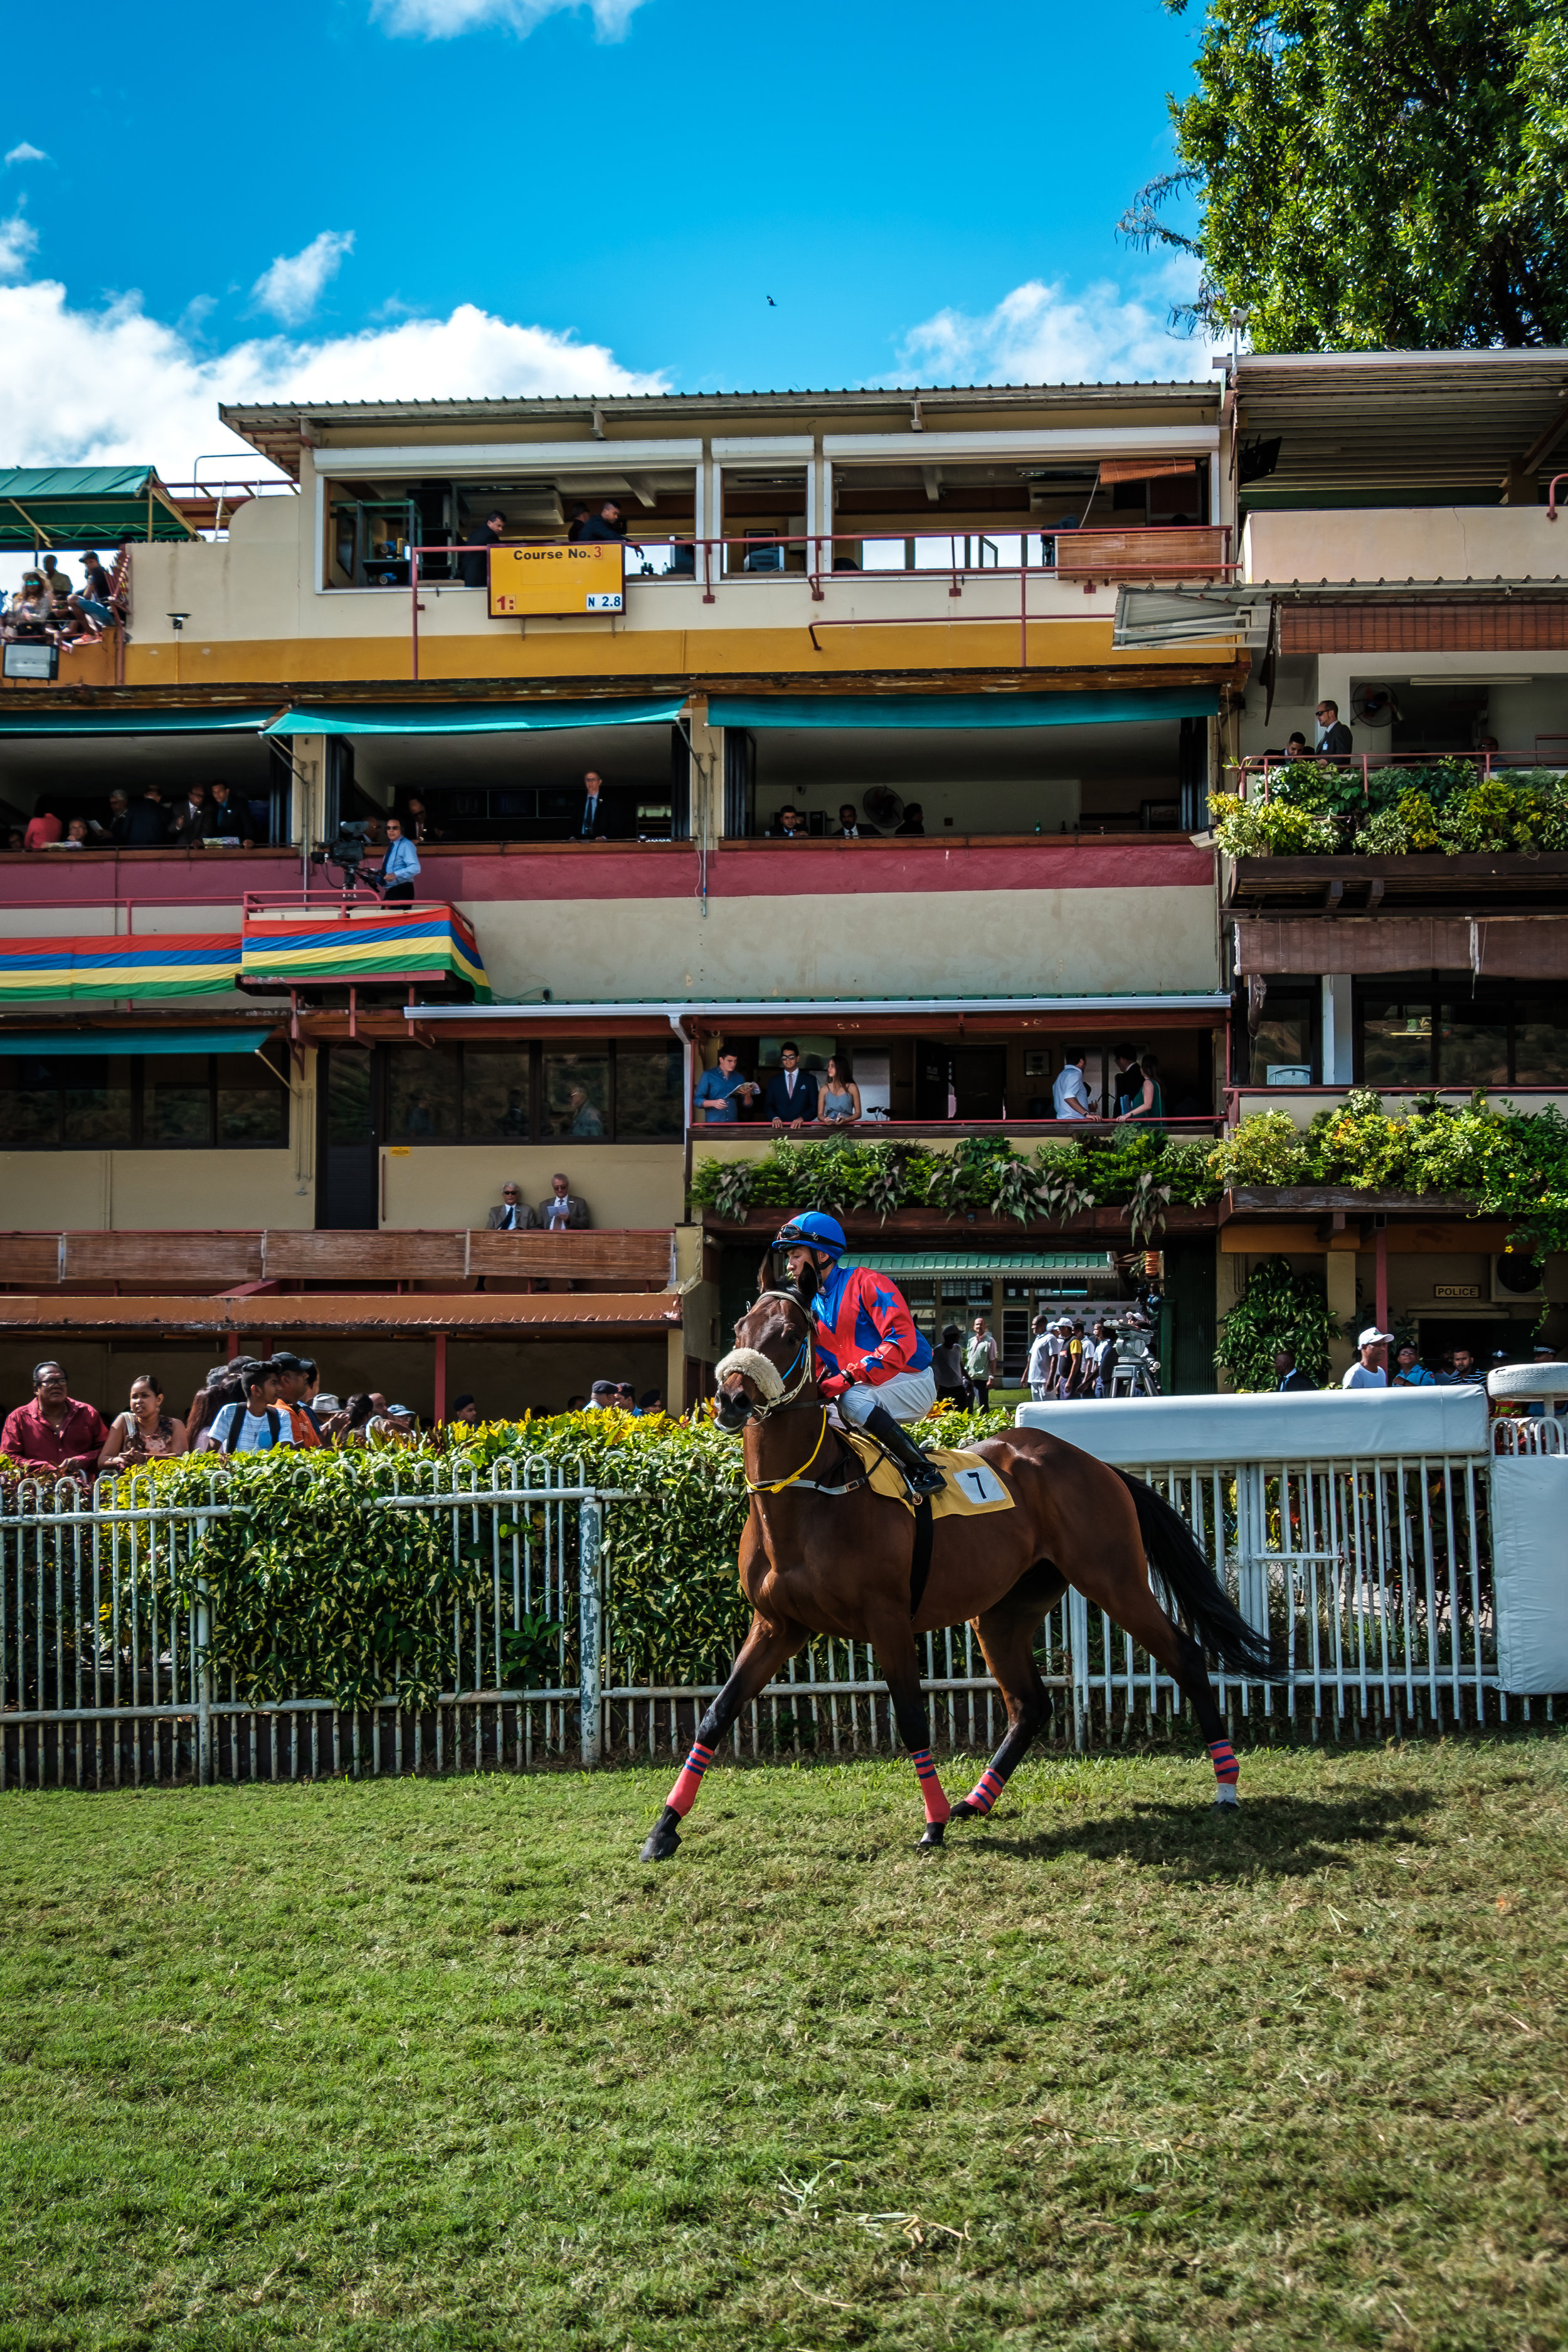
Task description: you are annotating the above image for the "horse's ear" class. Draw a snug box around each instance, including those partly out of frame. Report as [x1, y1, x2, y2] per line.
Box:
[755, 1252, 772, 1301]
[794, 1258, 820, 1308]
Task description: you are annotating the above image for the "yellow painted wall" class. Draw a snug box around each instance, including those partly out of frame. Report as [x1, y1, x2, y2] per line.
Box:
[1244, 507, 1568, 588]
[462, 882, 1219, 1001]
[0, 1150, 311, 1231]
[381, 1143, 683, 1230]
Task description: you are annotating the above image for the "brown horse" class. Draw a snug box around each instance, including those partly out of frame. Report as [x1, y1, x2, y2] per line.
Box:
[640, 1287, 1279, 1860]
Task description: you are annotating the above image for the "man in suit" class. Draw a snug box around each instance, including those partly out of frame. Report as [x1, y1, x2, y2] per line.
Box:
[1315, 699, 1354, 755]
[1273, 1345, 1317, 1393]
[764, 1042, 819, 1130]
[485, 1182, 536, 1231]
[459, 511, 507, 588]
[538, 1172, 591, 1230]
[575, 770, 615, 841]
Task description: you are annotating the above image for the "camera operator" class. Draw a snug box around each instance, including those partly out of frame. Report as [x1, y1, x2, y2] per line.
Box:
[375, 815, 421, 903]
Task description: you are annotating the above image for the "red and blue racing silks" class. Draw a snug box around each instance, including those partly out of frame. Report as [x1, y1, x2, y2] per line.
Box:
[805, 1261, 933, 1389]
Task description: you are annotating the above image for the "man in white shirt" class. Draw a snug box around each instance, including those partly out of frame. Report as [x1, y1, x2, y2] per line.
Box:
[1052, 1048, 1094, 1121]
[1025, 1316, 1055, 1401]
[1342, 1327, 1393, 1390]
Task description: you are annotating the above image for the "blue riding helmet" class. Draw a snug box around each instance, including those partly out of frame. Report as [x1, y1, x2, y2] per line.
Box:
[772, 1210, 847, 1258]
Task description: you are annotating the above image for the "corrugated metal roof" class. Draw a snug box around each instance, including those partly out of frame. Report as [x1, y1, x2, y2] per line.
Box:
[842, 1251, 1116, 1276]
[0, 1293, 680, 1336]
[0, 467, 196, 549]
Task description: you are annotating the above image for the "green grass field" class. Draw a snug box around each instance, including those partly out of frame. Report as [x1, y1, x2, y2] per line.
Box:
[1, 1735, 1564, 2351]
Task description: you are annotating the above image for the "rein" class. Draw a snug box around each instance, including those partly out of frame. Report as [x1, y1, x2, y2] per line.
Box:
[720, 1286, 869, 1499]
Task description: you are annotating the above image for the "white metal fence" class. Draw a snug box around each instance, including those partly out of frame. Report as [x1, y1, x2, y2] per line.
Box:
[0, 1444, 1555, 1792]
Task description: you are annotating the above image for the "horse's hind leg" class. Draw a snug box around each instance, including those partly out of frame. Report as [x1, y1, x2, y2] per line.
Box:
[640, 1613, 806, 1862]
[950, 1561, 1065, 1823]
[1075, 1534, 1240, 1809]
[867, 1618, 952, 1851]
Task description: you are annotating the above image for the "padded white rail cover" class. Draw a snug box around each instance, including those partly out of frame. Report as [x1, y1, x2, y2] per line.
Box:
[1490, 1456, 1568, 1695]
[1013, 1387, 1490, 1466]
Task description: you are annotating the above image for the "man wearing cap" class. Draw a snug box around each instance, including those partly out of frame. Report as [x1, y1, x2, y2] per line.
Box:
[772, 1210, 945, 1496]
[1342, 1328, 1393, 1390]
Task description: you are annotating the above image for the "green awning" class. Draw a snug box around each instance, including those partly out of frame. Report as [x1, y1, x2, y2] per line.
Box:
[0, 707, 275, 738]
[842, 1251, 1115, 1276]
[706, 688, 1216, 731]
[0, 467, 196, 550]
[0, 1029, 267, 1056]
[264, 697, 685, 736]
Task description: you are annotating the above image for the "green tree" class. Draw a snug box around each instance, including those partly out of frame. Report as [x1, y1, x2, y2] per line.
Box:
[1122, 0, 1568, 349]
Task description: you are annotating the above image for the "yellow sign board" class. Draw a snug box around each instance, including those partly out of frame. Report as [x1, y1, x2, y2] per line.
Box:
[488, 543, 625, 618]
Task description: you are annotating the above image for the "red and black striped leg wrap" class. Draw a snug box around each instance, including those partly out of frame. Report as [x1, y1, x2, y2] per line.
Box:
[961, 1765, 1007, 1818]
[910, 1745, 950, 1826]
[666, 1739, 717, 1818]
[1208, 1737, 1239, 1804]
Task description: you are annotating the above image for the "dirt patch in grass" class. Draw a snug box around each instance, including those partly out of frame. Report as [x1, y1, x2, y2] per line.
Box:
[0, 1737, 1564, 2349]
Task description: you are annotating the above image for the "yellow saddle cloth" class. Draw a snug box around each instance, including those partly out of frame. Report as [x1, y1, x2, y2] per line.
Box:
[840, 1425, 1017, 1519]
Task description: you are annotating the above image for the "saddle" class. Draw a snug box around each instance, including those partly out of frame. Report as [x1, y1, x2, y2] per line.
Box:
[839, 1425, 1016, 1521]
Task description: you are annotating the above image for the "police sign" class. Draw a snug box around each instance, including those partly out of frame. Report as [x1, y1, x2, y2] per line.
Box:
[488, 543, 625, 618]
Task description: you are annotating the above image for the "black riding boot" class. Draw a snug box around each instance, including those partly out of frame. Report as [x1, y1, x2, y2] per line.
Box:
[861, 1402, 946, 1497]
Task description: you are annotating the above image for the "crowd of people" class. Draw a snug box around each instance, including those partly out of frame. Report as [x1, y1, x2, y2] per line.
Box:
[1277, 1332, 1560, 1393]
[0, 549, 125, 655]
[13, 778, 264, 854]
[692, 1039, 1173, 1133]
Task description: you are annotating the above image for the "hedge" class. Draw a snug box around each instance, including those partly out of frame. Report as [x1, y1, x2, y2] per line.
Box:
[1211, 761, 1568, 859]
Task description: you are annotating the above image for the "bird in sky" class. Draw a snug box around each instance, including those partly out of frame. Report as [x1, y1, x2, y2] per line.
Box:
[766, 295, 776, 305]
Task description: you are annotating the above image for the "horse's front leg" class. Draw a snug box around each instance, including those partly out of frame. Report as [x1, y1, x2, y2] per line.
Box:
[640, 1612, 806, 1861]
[869, 1619, 951, 1851]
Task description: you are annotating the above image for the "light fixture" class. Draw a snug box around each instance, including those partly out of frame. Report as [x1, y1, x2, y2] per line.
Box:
[167, 612, 190, 632]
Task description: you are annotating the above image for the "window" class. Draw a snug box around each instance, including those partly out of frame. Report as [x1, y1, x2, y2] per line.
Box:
[1356, 979, 1568, 1087]
[0, 1047, 287, 1148]
[615, 1044, 683, 1137]
[460, 1047, 532, 1140]
[543, 1049, 610, 1138]
[388, 1045, 462, 1141]
[1247, 991, 1315, 1086]
[376, 1041, 679, 1143]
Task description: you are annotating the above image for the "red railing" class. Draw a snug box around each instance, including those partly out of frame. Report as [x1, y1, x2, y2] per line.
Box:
[1231, 747, 1561, 802]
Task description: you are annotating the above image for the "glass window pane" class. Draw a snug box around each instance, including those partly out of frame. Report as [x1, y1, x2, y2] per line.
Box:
[146, 1054, 212, 1146]
[1513, 995, 1568, 1084]
[462, 1048, 532, 1140]
[63, 1056, 134, 1146]
[542, 1048, 608, 1138]
[1248, 1004, 1313, 1086]
[1360, 997, 1433, 1088]
[3, 1057, 61, 1146]
[217, 1052, 287, 1147]
[327, 1049, 374, 1147]
[615, 1044, 683, 1136]
[1438, 1004, 1508, 1090]
[386, 1046, 460, 1141]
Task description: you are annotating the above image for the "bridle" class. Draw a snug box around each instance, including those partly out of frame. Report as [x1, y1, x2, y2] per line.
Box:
[714, 1290, 819, 1422]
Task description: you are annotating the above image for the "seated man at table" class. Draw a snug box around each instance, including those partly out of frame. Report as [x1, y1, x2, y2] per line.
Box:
[538, 1172, 591, 1231]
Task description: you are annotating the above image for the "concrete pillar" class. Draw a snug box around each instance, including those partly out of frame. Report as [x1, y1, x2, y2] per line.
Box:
[1322, 974, 1354, 1084]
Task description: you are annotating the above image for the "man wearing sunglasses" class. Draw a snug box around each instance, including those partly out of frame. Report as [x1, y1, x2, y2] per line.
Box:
[1314, 698, 1353, 756]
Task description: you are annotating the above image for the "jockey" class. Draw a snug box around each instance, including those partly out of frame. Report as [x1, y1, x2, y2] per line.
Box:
[773, 1211, 946, 1498]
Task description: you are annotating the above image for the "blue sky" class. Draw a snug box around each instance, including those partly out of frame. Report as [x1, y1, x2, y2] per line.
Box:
[0, 0, 1209, 476]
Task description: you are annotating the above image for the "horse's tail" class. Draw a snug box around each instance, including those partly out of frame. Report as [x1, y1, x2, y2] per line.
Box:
[1113, 1468, 1285, 1680]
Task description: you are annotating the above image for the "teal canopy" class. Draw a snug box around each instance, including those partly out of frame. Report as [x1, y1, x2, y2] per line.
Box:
[0, 467, 196, 550]
[0, 1029, 268, 1057]
[0, 708, 275, 738]
[265, 697, 685, 736]
[706, 688, 1216, 730]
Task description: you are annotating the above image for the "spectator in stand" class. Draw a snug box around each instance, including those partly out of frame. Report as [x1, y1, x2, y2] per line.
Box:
[184, 1363, 236, 1449]
[40, 555, 72, 602]
[766, 804, 807, 839]
[1315, 699, 1353, 756]
[638, 1389, 665, 1417]
[1052, 1047, 1094, 1122]
[122, 787, 170, 847]
[584, 1379, 621, 1410]
[965, 1315, 999, 1410]
[75, 552, 117, 631]
[1274, 1344, 1317, 1394]
[1061, 1318, 1089, 1399]
[932, 1323, 968, 1407]
[377, 815, 421, 903]
[578, 499, 627, 544]
[1392, 1342, 1438, 1387]
[1438, 1345, 1479, 1387]
[98, 1374, 188, 1469]
[168, 782, 209, 845]
[11, 573, 53, 636]
[208, 1359, 296, 1453]
[1285, 733, 1309, 760]
[1024, 1315, 1055, 1402]
[459, 511, 507, 587]
[1091, 1318, 1119, 1398]
[894, 802, 926, 836]
[103, 790, 130, 844]
[566, 504, 593, 544]
[324, 1393, 376, 1446]
[576, 770, 613, 842]
[366, 1402, 416, 1446]
[272, 1353, 322, 1448]
[206, 780, 253, 845]
[53, 817, 90, 850]
[487, 1182, 536, 1231]
[694, 1049, 758, 1123]
[449, 1393, 480, 1426]
[1, 1361, 109, 1478]
[24, 805, 62, 851]
[764, 1042, 818, 1131]
[1117, 1049, 1165, 1130]
[1111, 1044, 1142, 1117]
[538, 1172, 590, 1229]
[836, 803, 877, 838]
[566, 1393, 587, 1411]
[403, 795, 442, 844]
[1342, 1327, 1392, 1391]
[817, 1054, 861, 1126]
[6, 829, 23, 853]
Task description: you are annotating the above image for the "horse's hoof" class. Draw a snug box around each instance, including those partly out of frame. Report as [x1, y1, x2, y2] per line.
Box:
[918, 1819, 946, 1850]
[948, 1799, 978, 1823]
[1212, 1791, 1239, 1813]
[640, 1820, 682, 1862]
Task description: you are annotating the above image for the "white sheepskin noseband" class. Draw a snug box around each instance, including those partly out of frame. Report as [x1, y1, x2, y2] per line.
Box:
[714, 1345, 785, 1403]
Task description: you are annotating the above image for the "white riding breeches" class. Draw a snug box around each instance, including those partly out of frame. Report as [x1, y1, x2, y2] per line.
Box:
[839, 1365, 938, 1427]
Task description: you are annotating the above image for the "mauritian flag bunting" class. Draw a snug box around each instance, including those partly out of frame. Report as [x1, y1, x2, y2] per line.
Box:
[0, 934, 241, 1003]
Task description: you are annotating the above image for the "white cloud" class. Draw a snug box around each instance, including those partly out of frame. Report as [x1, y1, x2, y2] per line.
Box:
[251, 230, 356, 326]
[374, 0, 647, 40]
[897, 265, 1209, 386]
[4, 142, 48, 166]
[0, 280, 668, 479]
[0, 211, 38, 280]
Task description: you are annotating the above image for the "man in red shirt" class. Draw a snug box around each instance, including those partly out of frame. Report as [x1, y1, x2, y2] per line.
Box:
[1, 1361, 109, 1477]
